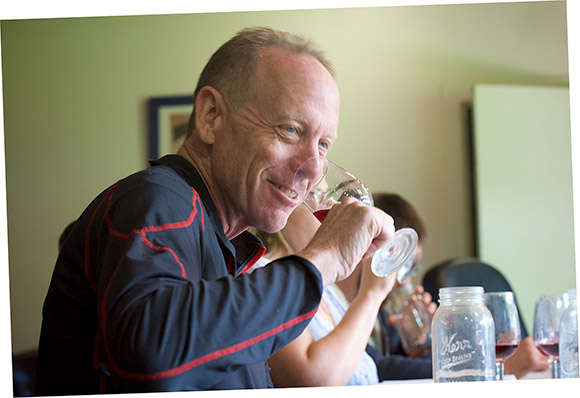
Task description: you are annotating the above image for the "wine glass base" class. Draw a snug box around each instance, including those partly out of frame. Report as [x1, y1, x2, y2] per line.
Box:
[371, 228, 418, 277]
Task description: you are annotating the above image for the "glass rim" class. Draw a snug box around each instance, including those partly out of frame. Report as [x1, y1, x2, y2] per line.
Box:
[439, 286, 484, 295]
[483, 291, 515, 297]
[292, 156, 330, 196]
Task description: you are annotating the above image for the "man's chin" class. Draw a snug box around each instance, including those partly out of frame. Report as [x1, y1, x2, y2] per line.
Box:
[252, 211, 291, 234]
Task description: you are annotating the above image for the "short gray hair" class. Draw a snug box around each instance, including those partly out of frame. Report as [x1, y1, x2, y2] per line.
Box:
[186, 26, 334, 135]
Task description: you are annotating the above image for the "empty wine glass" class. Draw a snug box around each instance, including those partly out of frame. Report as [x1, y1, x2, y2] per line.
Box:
[533, 294, 568, 378]
[484, 291, 522, 380]
[293, 157, 418, 277]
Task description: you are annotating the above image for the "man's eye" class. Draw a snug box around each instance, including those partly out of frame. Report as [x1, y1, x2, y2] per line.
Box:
[285, 126, 297, 134]
[319, 141, 329, 150]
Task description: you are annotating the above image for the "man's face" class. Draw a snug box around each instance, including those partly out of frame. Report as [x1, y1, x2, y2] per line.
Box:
[212, 47, 340, 233]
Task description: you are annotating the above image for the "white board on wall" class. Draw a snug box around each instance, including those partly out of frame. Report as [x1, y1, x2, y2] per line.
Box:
[472, 84, 575, 334]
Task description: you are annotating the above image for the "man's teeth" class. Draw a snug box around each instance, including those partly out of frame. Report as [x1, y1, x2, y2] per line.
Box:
[276, 183, 297, 198]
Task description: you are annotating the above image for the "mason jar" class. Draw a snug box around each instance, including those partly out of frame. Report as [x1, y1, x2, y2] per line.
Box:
[432, 286, 496, 382]
[559, 288, 579, 378]
[383, 283, 432, 357]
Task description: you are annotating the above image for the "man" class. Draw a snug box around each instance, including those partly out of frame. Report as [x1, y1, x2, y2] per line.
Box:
[35, 27, 394, 394]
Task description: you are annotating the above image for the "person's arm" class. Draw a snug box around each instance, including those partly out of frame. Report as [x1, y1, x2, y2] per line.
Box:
[268, 260, 396, 387]
[92, 182, 324, 391]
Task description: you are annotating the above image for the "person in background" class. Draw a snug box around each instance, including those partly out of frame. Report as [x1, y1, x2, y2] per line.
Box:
[251, 204, 398, 386]
[363, 193, 432, 354]
[369, 192, 549, 380]
[334, 192, 434, 380]
[258, 192, 549, 384]
[36, 27, 396, 395]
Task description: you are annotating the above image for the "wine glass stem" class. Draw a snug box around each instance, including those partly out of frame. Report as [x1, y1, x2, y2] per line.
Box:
[549, 358, 560, 379]
[496, 361, 504, 380]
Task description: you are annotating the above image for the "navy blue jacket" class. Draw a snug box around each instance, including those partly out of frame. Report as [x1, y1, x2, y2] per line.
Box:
[36, 155, 323, 394]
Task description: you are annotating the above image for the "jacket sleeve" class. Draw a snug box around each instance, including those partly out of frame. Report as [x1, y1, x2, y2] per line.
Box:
[90, 182, 323, 391]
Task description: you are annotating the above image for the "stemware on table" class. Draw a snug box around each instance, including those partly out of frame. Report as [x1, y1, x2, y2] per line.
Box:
[533, 293, 568, 378]
[484, 291, 522, 380]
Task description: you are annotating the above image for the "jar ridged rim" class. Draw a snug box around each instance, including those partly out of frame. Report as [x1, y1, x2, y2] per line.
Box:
[438, 286, 485, 303]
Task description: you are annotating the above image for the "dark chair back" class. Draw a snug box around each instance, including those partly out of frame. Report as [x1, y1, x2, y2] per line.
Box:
[12, 349, 38, 397]
[422, 257, 528, 337]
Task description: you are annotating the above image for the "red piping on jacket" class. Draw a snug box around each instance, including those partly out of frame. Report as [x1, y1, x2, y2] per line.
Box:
[109, 308, 318, 381]
[238, 245, 267, 275]
[85, 184, 205, 384]
[89, 182, 313, 383]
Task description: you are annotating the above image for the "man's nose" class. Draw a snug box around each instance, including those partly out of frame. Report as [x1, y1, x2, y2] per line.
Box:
[292, 156, 327, 195]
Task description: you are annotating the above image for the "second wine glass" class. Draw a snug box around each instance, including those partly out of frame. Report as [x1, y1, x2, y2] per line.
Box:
[484, 291, 522, 380]
[293, 157, 418, 278]
[533, 293, 568, 378]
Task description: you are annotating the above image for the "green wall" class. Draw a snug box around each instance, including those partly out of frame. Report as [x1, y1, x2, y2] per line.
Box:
[473, 85, 575, 335]
[2, 2, 570, 353]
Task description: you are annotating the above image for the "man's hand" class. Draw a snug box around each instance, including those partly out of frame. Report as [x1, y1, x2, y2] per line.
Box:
[298, 197, 395, 286]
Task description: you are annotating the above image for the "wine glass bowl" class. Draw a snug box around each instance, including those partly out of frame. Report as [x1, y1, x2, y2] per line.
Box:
[533, 294, 567, 378]
[484, 291, 522, 380]
[293, 157, 418, 278]
[293, 157, 373, 218]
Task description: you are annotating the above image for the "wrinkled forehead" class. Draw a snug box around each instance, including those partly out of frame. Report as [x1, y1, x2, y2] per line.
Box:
[251, 47, 339, 102]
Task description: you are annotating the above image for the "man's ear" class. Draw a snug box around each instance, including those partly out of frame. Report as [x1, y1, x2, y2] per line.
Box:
[194, 86, 227, 145]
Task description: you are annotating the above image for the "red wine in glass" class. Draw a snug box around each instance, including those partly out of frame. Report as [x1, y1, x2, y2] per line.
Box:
[313, 209, 330, 222]
[495, 344, 518, 361]
[533, 294, 567, 378]
[538, 342, 560, 358]
[484, 291, 522, 380]
[293, 157, 418, 277]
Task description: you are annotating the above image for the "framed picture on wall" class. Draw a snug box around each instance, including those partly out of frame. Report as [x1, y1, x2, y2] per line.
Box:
[148, 95, 193, 160]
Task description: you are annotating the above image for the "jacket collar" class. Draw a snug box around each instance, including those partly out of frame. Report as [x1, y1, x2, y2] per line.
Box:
[149, 155, 265, 276]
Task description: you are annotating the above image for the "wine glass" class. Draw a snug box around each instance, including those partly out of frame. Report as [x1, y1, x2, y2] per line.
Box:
[395, 251, 422, 284]
[293, 157, 418, 277]
[484, 291, 522, 380]
[533, 294, 568, 378]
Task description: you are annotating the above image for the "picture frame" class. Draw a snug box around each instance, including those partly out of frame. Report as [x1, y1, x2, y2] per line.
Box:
[148, 95, 193, 160]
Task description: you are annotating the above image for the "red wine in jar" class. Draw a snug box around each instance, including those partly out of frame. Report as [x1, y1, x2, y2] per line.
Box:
[495, 344, 517, 361]
[537, 343, 559, 358]
[313, 209, 330, 222]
